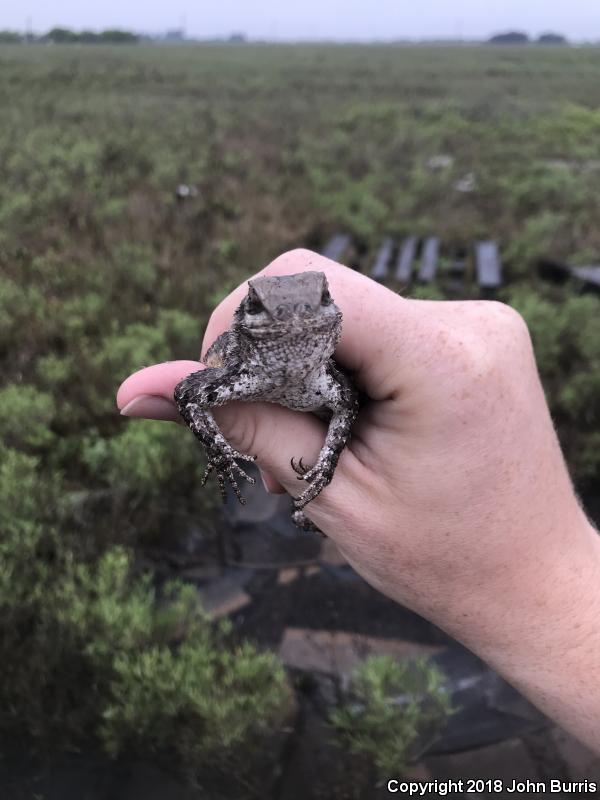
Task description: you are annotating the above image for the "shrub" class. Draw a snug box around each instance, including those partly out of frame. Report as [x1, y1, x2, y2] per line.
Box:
[100, 621, 290, 771]
[81, 420, 200, 494]
[58, 552, 291, 776]
[0, 383, 56, 452]
[0, 277, 47, 354]
[0, 443, 290, 783]
[330, 656, 455, 778]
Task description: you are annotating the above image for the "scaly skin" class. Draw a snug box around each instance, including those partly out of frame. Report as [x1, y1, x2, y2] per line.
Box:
[174, 272, 358, 527]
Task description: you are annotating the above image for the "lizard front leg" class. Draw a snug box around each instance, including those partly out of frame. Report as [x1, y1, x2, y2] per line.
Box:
[174, 366, 263, 505]
[293, 363, 359, 511]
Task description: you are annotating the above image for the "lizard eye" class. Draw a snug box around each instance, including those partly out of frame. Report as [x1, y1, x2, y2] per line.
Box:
[321, 289, 332, 306]
[245, 295, 264, 315]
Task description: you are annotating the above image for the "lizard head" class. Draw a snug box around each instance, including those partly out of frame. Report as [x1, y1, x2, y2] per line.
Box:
[237, 271, 341, 339]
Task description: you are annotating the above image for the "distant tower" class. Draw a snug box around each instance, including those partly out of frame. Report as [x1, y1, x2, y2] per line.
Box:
[180, 12, 187, 40]
[26, 15, 33, 42]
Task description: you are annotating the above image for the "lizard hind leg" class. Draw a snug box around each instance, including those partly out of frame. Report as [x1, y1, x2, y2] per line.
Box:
[293, 406, 358, 510]
[293, 363, 359, 510]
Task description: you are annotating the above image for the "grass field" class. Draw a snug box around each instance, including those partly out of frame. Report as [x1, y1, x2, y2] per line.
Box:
[2, 42, 599, 498]
[0, 42, 599, 778]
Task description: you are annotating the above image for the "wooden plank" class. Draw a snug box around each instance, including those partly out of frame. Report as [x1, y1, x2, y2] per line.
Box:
[475, 241, 503, 289]
[370, 237, 394, 281]
[320, 234, 351, 263]
[395, 236, 418, 283]
[572, 265, 600, 290]
[279, 628, 442, 679]
[417, 236, 439, 283]
[538, 260, 600, 291]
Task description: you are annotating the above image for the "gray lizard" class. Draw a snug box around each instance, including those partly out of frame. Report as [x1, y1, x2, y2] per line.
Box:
[174, 271, 358, 528]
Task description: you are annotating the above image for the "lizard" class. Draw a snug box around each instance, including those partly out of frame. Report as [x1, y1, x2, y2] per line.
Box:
[174, 271, 359, 529]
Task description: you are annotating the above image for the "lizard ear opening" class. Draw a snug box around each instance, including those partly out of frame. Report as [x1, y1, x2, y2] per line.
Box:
[245, 290, 264, 315]
[321, 288, 332, 306]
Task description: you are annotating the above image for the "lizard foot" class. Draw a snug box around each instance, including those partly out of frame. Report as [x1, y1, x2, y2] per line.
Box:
[293, 454, 334, 510]
[295, 459, 324, 484]
[203, 444, 256, 505]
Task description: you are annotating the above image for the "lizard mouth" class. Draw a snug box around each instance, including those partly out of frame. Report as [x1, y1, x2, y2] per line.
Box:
[242, 318, 337, 338]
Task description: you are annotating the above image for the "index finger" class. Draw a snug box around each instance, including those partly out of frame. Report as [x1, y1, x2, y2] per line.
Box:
[203, 248, 415, 400]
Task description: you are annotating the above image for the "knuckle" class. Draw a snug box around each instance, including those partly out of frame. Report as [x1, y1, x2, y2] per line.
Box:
[448, 301, 535, 396]
[264, 248, 321, 275]
[485, 300, 531, 343]
[484, 302, 535, 371]
[462, 301, 532, 360]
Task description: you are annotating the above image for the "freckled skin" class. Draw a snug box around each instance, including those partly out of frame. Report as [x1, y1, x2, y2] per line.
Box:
[174, 272, 359, 529]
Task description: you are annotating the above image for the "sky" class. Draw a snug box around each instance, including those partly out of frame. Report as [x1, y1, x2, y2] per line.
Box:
[2, 0, 599, 42]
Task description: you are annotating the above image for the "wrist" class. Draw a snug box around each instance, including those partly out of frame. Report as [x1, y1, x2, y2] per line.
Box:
[447, 507, 600, 748]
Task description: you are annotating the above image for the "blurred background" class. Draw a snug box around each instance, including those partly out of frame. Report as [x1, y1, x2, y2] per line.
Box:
[1, 2, 599, 797]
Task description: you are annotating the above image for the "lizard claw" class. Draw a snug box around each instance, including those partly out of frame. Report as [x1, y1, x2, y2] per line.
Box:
[291, 456, 312, 478]
[204, 445, 256, 505]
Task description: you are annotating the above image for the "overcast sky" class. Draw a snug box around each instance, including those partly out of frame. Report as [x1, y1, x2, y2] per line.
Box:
[2, 1, 599, 41]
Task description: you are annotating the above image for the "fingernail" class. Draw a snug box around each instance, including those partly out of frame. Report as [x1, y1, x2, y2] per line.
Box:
[119, 395, 179, 421]
[259, 469, 287, 495]
[259, 469, 274, 494]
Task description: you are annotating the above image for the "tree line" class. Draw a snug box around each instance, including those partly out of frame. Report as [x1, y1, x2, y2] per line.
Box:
[489, 31, 568, 44]
[0, 28, 139, 44]
[0, 29, 571, 46]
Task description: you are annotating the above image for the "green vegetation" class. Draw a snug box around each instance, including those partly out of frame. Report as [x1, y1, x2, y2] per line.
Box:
[0, 441, 289, 786]
[330, 656, 455, 778]
[0, 42, 599, 777]
[504, 289, 600, 483]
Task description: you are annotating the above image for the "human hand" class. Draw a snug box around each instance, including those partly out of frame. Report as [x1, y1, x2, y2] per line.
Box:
[117, 248, 600, 747]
